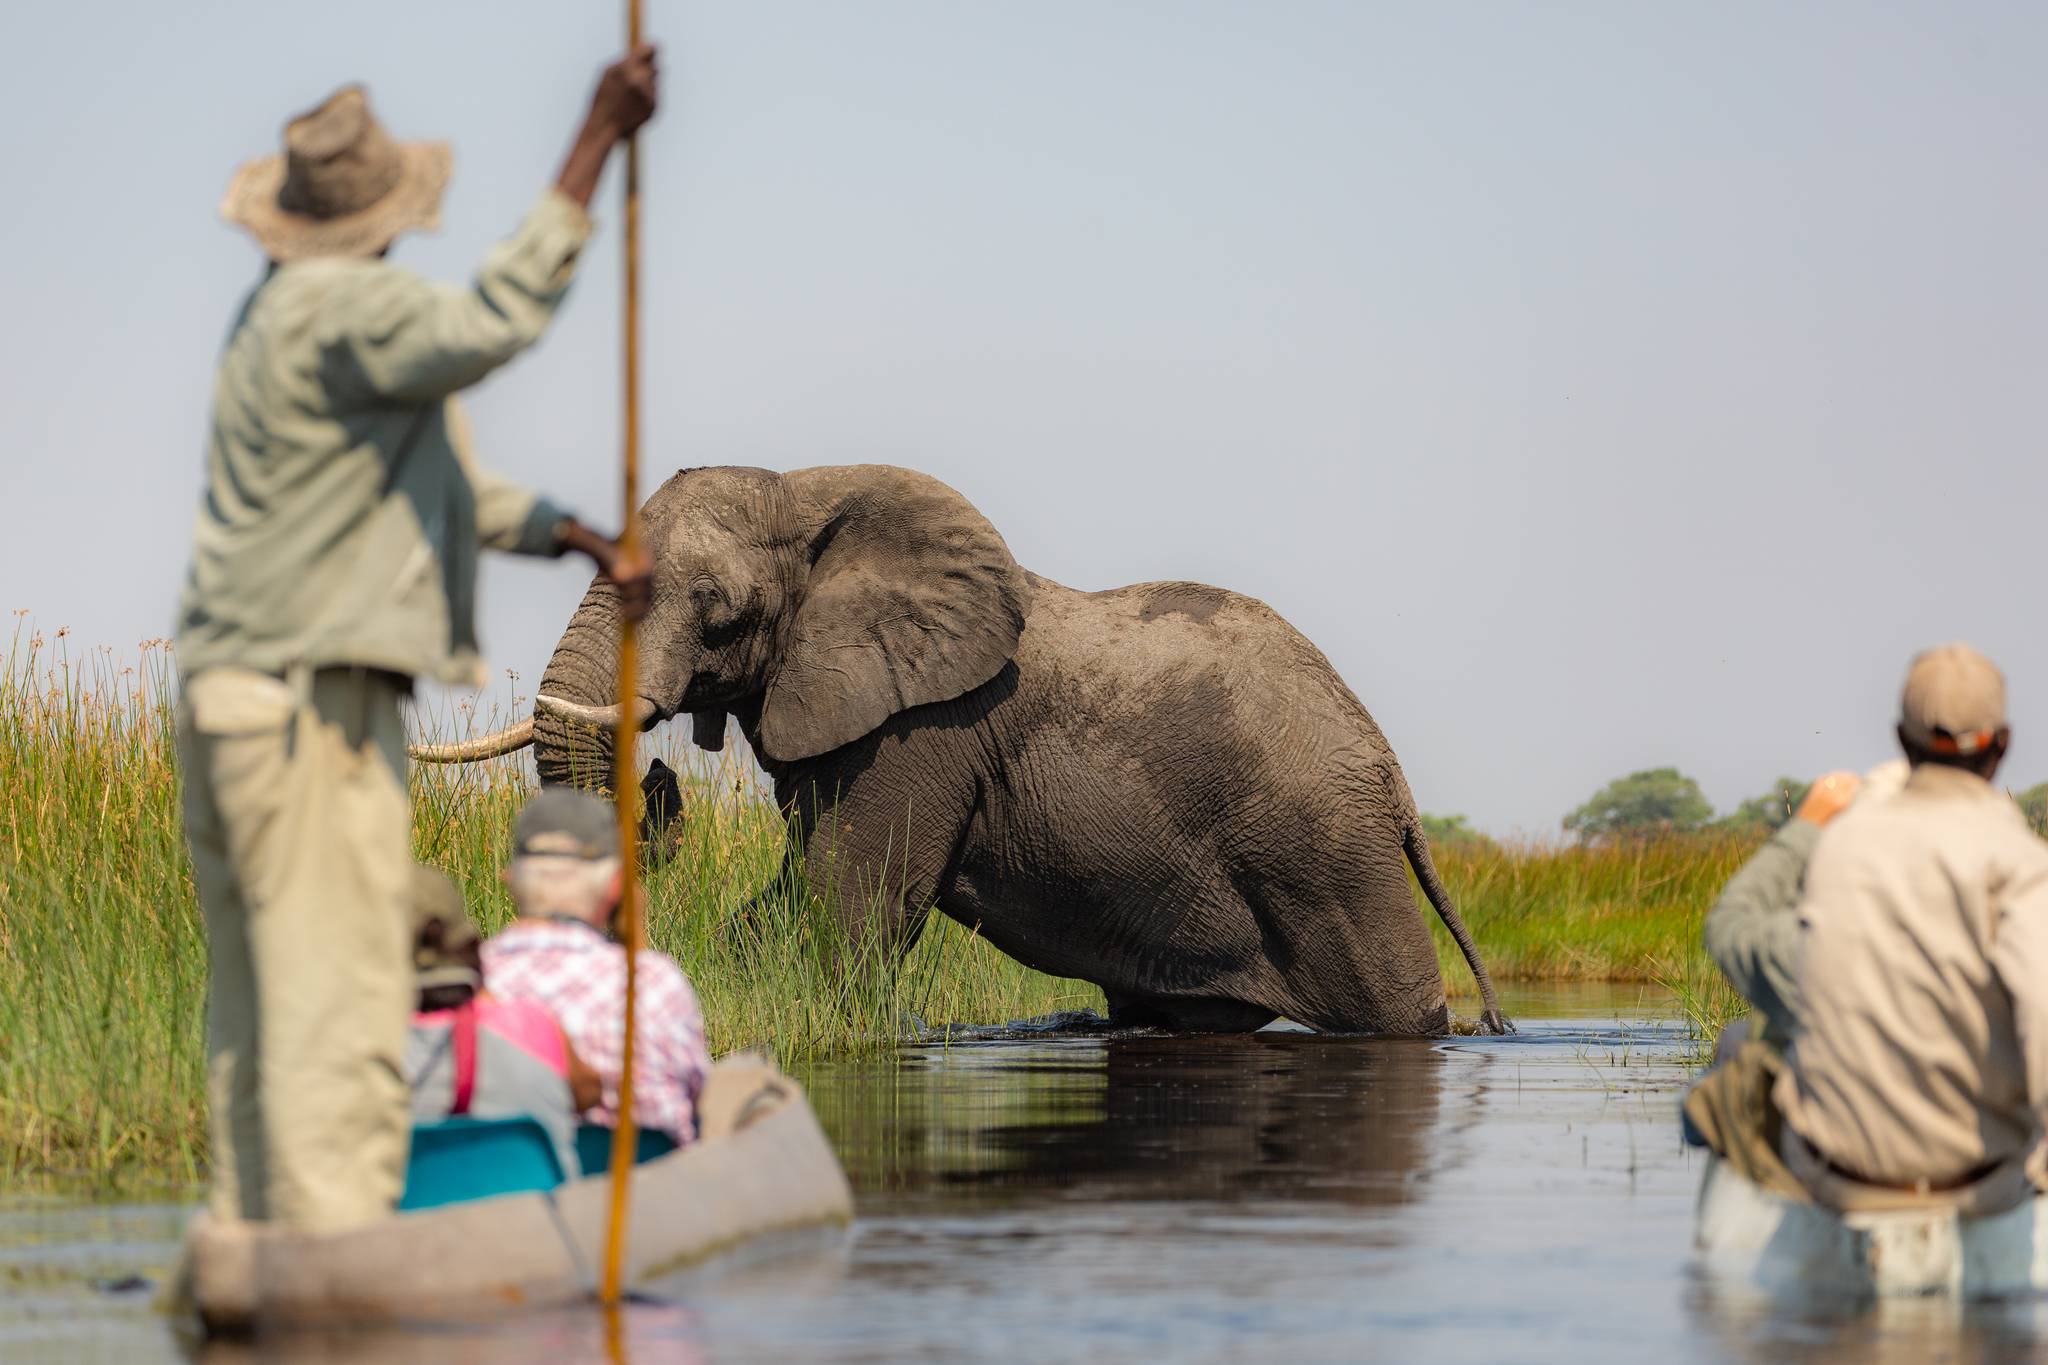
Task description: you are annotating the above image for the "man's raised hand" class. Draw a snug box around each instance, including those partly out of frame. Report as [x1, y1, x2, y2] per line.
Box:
[590, 44, 660, 140]
[556, 44, 662, 210]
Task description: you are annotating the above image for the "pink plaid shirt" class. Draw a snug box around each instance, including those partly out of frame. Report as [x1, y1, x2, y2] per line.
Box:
[482, 920, 711, 1143]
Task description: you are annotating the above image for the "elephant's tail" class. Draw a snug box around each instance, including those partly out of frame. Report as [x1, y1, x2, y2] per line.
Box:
[1404, 824, 1512, 1035]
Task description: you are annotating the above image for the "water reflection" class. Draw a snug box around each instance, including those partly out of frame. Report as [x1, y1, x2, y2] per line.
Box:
[10, 990, 2048, 1361]
[808, 1033, 1445, 1209]
[1687, 1275, 2048, 1362]
[185, 1302, 709, 1365]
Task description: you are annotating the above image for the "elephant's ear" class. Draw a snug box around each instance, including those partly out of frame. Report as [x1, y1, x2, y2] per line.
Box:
[759, 467, 1028, 762]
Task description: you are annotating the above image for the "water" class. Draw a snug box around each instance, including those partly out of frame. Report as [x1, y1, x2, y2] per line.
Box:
[6, 985, 2047, 1363]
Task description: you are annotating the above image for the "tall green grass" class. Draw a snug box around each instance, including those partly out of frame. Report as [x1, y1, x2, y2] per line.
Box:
[0, 627, 1096, 1192]
[1423, 833, 1757, 1045]
[1424, 833, 1756, 987]
[3, 625, 1756, 1191]
[0, 623, 207, 1192]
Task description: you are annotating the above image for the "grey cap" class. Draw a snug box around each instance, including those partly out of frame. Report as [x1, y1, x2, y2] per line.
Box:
[1900, 643, 2008, 755]
[513, 787, 621, 861]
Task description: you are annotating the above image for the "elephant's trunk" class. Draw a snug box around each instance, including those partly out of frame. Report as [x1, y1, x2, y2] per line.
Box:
[533, 577, 638, 790]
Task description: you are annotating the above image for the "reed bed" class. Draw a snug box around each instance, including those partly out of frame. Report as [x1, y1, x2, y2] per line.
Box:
[0, 624, 207, 1193]
[1424, 833, 1757, 988]
[1423, 832, 1757, 1046]
[3, 624, 1754, 1191]
[0, 626, 1096, 1191]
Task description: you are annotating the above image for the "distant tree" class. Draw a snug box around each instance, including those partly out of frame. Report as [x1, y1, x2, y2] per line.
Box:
[1420, 812, 1497, 854]
[2015, 783, 2048, 838]
[1718, 777, 1812, 836]
[1564, 767, 1714, 840]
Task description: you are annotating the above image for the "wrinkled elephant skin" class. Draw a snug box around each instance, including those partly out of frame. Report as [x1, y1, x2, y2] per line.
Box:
[505, 465, 1504, 1036]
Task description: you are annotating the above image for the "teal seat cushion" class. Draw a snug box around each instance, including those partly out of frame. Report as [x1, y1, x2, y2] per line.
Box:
[575, 1125, 678, 1176]
[399, 1116, 567, 1212]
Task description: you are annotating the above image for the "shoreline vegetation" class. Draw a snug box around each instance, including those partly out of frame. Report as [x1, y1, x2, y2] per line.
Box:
[1420, 834, 1751, 1044]
[8, 628, 1750, 1193]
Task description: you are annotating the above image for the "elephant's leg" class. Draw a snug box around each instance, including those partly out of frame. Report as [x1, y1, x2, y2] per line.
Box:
[1309, 988, 1450, 1038]
[1104, 991, 1275, 1033]
[780, 765, 974, 955]
[1191, 811, 1455, 1038]
[1265, 938, 1451, 1037]
[1244, 868, 1452, 1037]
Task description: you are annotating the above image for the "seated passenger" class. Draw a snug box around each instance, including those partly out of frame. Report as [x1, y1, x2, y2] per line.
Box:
[483, 789, 712, 1147]
[1774, 644, 2048, 1209]
[402, 865, 598, 1179]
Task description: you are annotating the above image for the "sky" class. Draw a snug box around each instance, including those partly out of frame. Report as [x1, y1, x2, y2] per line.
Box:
[5, 2, 2047, 837]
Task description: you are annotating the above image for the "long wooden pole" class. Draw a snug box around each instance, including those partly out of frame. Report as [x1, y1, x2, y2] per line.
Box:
[601, 0, 647, 1310]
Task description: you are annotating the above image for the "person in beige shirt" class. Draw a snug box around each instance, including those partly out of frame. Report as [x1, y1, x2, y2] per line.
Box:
[1773, 644, 2048, 1208]
[1700, 760, 1908, 1056]
[177, 50, 658, 1233]
[1703, 771, 1863, 1051]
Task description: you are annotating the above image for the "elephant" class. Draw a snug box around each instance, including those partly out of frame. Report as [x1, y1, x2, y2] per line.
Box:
[415, 464, 1506, 1036]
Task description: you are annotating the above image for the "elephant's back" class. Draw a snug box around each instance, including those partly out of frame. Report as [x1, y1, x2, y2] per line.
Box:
[1007, 574, 1408, 831]
[1019, 575, 1393, 747]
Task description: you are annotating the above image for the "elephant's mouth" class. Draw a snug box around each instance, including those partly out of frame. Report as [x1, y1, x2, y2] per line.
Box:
[690, 708, 727, 752]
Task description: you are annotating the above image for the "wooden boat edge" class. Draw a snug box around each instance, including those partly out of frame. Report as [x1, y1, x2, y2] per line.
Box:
[186, 1061, 852, 1333]
[1693, 1152, 2048, 1299]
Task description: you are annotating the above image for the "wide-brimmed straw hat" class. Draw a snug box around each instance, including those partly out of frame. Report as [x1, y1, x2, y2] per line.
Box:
[221, 85, 452, 262]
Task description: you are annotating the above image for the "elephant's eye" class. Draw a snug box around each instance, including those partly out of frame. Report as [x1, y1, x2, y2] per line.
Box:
[692, 579, 742, 639]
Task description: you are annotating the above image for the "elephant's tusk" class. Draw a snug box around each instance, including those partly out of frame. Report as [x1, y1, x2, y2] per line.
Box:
[535, 693, 661, 732]
[409, 717, 535, 764]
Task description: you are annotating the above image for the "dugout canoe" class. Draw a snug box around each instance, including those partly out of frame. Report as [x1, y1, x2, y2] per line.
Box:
[1694, 1152, 2048, 1299]
[183, 1057, 853, 1334]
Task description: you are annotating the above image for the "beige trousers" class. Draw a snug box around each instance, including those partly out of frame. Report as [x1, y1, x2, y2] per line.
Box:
[177, 666, 413, 1233]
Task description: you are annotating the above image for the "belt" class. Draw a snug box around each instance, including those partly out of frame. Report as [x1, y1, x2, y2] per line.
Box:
[306, 663, 412, 689]
[233, 663, 413, 694]
[1802, 1134, 1999, 1194]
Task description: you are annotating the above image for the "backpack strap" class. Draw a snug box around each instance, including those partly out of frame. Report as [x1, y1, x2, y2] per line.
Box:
[450, 1000, 479, 1117]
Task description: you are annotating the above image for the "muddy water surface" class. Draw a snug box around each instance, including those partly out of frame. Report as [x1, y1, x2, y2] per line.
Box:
[6, 985, 2047, 1363]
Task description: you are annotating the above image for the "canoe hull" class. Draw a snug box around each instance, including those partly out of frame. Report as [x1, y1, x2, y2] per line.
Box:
[1694, 1154, 2048, 1299]
[188, 1060, 852, 1333]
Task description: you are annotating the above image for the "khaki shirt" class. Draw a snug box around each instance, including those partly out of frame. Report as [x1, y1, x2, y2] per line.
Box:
[176, 190, 593, 688]
[1775, 765, 2048, 1186]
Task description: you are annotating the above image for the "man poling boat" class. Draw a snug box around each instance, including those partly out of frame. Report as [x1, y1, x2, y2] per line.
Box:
[177, 44, 656, 1238]
[167, 27, 856, 1334]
